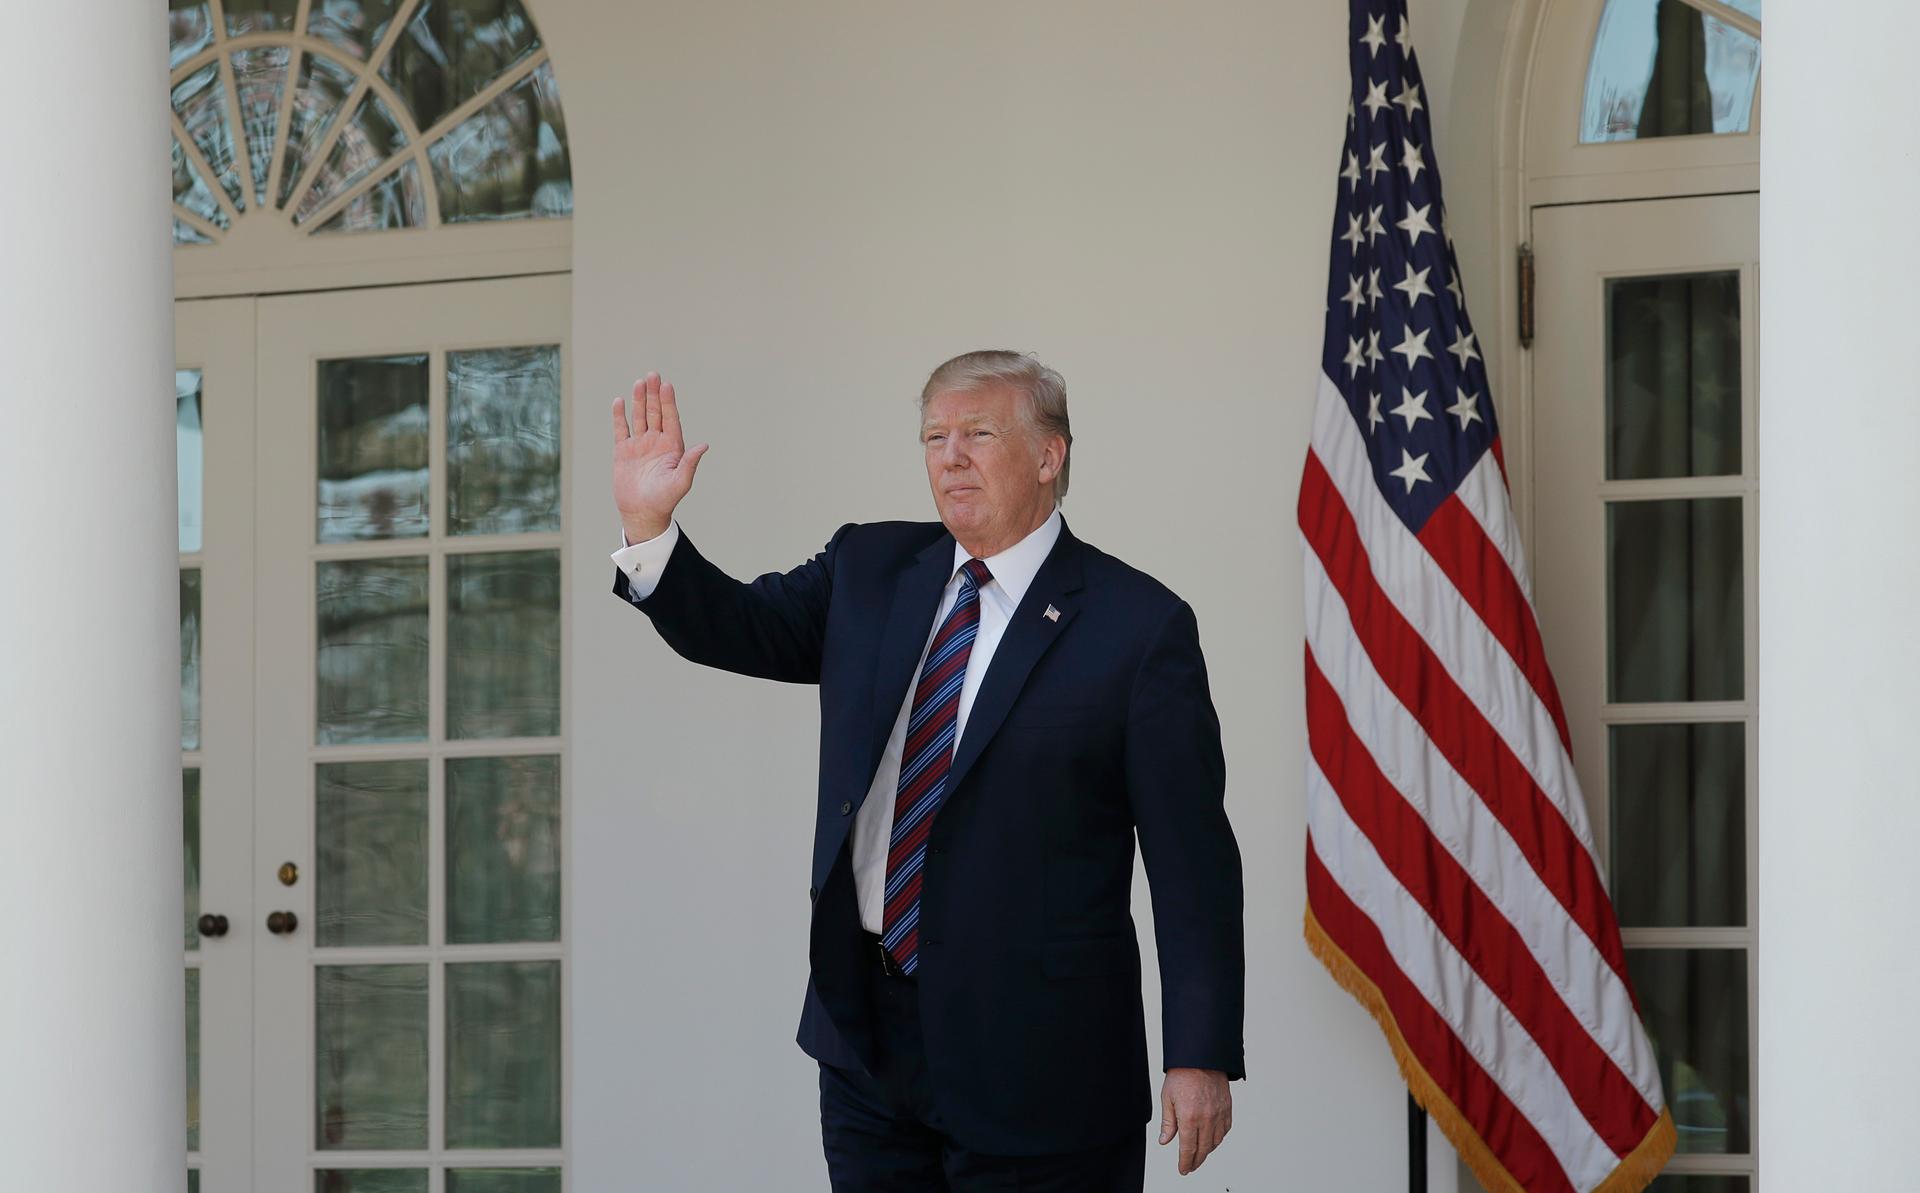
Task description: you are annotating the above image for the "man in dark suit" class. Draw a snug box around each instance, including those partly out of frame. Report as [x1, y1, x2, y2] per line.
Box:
[608, 351, 1244, 1190]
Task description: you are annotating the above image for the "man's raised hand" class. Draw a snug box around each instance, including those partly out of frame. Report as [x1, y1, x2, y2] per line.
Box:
[612, 372, 708, 544]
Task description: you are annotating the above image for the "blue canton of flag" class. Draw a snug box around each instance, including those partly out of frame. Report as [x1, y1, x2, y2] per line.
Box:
[1320, 0, 1494, 534]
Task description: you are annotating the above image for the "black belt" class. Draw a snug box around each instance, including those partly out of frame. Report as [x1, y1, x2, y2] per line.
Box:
[865, 931, 913, 980]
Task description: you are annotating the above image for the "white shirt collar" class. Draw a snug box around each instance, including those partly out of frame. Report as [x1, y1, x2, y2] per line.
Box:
[949, 505, 1063, 607]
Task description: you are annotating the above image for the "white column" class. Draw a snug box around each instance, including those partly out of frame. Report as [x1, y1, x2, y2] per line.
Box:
[0, 2, 183, 1189]
[1759, 2, 1920, 1184]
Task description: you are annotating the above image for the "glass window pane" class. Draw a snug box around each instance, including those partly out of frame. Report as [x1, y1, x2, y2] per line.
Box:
[172, 63, 247, 212]
[177, 370, 204, 553]
[447, 756, 560, 944]
[1609, 722, 1744, 927]
[280, 53, 361, 209]
[317, 354, 430, 542]
[186, 967, 200, 1151]
[170, 0, 214, 70]
[446, 961, 562, 1148]
[224, 0, 298, 37]
[173, 139, 231, 231]
[317, 760, 429, 947]
[176, 217, 217, 246]
[307, 0, 409, 60]
[316, 557, 429, 745]
[1607, 272, 1741, 480]
[1649, 1177, 1749, 1193]
[296, 93, 410, 226]
[448, 345, 562, 535]
[181, 568, 202, 750]
[1627, 948, 1749, 1155]
[232, 47, 293, 209]
[1583, 0, 1760, 143]
[184, 769, 202, 949]
[314, 160, 428, 235]
[380, 0, 542, 134]
[427, 61, 573, 224]
[448, 1170, 562, 1193]
[1607, 498, 1743, 703]
[316, 964, 429, 1149]
[317, 1171, 429, 1193]
[447, 551, 561, 740]
[190, 1171, 201, 1193]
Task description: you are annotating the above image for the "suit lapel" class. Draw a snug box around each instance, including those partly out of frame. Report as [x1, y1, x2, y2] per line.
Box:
[862, 529, 956, 792]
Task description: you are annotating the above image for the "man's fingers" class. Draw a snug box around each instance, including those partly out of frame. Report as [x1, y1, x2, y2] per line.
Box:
[612, 393, 631, 442]
[681, 442, 709, 484]
[645, 372, 662, 434]
[1158, 1086, 1176, 1146]
[1178, 1115, 1198, 1175]
[660, 380, 682, 445]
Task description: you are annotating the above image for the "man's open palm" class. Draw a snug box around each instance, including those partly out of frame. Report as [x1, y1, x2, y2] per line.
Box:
[612, 371, 708, 543]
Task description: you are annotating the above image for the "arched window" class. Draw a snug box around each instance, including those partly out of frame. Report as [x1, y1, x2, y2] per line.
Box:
[1581, 0, 1760, 143]
[168, 0, 572, 246]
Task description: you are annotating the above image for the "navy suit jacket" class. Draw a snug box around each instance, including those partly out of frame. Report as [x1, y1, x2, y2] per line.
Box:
[612, 513, 1245, 1155]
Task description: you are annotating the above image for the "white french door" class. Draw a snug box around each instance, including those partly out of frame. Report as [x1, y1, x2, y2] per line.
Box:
[179, 274, 571, 1193]
[1531, 193, 1759, 1187]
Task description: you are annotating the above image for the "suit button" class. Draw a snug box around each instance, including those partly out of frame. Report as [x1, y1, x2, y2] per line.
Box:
[839, 801, 852, 815]
[808, 886, 818, 901]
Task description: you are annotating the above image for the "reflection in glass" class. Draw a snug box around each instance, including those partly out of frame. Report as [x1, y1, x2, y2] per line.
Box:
[173, 138, 231, 231]
[448, 346, 563, 535]
[315, 160, 428, 234]
[317, 1170, 429, 1193]
[317, 760, 429, 946]
[308, 0, 409, 60]
[225, 0, 299, 37]
[317, 354, 430, 542]
[446, 961, 561, 1148]
[170, 0, 215, 70]
[175, 217, 217, 246]
[181, 569, 202, 751]
[279, 53, 361, 209]
[1607, 498, 1743, 703]
[1627, 948, 1749, 1154]
[1609, 722, 1744, 927]
[448, 1170, 563, 1193]
[1648, 1177, 1749, 1193]
[1607, 272, 1741, 480]
[316, 558, 429, 744]
[381, 0, 542, 133]
[178, 370, 204, 552]
[232, 47, 293, 208]
[173, 64, 248, 212]
[429, 62, 572, 224]
[448, 756, 561, 944]
[184, 769, 202, 949]
[1583, 0, 1760, 143]
[297, 93, 410, 225]
[187, 967, 201, 1150]
[316, 964, 429, 1149]
[448, 551, 561, 740]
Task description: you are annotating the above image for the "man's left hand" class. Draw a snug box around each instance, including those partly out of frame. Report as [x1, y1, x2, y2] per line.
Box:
[1157, 1067, 1232, 1175]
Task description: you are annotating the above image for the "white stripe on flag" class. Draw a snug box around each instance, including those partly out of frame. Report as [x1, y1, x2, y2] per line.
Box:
[1451, 446, 1534, 606]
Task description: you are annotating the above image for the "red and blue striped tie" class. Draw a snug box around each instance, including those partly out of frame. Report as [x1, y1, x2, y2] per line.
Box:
[880, 557, 993, 975]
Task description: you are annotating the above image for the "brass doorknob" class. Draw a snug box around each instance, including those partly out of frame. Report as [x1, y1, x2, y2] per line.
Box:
[266, 910, 299, 935]
[197, 913, 229, 938]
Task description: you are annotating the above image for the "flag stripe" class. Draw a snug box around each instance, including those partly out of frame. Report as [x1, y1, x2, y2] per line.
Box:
[1304, 650, 1659, 1152]
[1452, 445, 1533, 606]
[1298, 436, 1633, 987]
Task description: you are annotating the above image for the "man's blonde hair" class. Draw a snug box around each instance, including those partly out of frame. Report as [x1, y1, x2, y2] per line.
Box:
[918, 350, 1072, 504]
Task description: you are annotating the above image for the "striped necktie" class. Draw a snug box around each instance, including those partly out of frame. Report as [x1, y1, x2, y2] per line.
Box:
[880, 557, 993, 975]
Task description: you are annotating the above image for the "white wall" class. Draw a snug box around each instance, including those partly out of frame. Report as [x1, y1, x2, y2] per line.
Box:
[547, 1, 1479, 1186]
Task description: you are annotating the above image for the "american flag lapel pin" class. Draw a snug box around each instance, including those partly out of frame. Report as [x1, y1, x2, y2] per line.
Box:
[1044, 604, 1060, 622]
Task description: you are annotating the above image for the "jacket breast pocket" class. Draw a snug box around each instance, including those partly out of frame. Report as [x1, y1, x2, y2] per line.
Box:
[1041, 934, 1138, 979]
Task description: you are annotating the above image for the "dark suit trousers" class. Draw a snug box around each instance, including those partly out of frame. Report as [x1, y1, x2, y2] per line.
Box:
[818, 940, 1146, 1192]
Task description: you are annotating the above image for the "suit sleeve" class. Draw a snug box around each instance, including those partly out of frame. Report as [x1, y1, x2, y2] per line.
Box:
[1125, 598, 1246, 1079]
[610, 521, 855, 684]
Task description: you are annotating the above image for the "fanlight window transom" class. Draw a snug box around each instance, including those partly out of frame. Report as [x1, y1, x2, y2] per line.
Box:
[168, 0, 573, 245]
[1582, 0, 1760, 144]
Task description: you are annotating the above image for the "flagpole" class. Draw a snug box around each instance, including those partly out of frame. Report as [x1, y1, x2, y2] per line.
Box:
[1407, 1092, 1427, 1191]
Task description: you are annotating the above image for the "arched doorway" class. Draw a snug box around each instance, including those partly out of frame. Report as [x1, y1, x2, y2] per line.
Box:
[170, 4, 574, 1189]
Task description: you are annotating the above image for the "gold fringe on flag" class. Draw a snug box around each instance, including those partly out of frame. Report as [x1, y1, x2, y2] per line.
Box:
[1303, 905, 1677, 1193]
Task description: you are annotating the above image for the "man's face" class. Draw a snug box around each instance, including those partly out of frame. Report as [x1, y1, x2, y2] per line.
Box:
[921, 384, 1056, 546]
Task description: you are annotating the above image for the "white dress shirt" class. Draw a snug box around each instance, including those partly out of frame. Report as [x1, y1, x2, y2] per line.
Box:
[612, 506, 1064, 932]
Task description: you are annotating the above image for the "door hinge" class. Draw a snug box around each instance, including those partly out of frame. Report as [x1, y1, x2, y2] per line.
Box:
[1516, 242, 1535, 349]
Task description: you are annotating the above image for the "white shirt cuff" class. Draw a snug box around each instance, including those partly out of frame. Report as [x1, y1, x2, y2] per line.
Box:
[611, 519, 681, 600]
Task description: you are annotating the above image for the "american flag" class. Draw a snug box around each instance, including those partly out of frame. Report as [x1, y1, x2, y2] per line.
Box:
[1297, 2, 1678, 1190]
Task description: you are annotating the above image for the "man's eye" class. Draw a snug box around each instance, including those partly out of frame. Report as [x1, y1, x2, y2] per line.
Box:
[972, 429, 992, 438]
[926, 434, 945, 444]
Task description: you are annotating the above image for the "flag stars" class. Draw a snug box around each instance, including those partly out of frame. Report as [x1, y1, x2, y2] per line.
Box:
[1367, 328, 1385, 370]
[1389, 448, 1433, 492]
[1393, 263, 1434, 306]
[1393, 79, 1425, 120]
[1342, 149, 1361, 192]
[1391, 386, 1433, 431]
[1360, 13, 1387, 58]
[1448, 328, 1482, 369]
[1391, 325, 1433, 369]
[1446, 270, 1465, 306]
[1344, 336, 1366, 379]
[1342, 273, 1366, 317]
[1394, 18, 1414, 57]
[1396, 202, 1436, 247]
[1366, 141, 1391, 183]
[1362, 77, 1391, 121]
[1402, 138, 1427, 184]
[1448, 386, 1483, 429]
[1368, 267, 1384, 309]
[1343, 212, 1364, 252]
[1366, 390, 1384, 433]
[1366, 204, 1387, 244]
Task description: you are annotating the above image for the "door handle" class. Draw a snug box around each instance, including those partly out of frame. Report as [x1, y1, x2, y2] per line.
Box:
[197, 913, 230, 938]
[266, 910, 299, 936]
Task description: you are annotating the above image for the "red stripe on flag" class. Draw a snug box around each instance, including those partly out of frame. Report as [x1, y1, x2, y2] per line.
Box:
[1416, 493, 1572, 753]
[1305, 652, 1657, 1152]
[1306, 842, 1575, 1193]
[1298, 449, 1632, 987]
